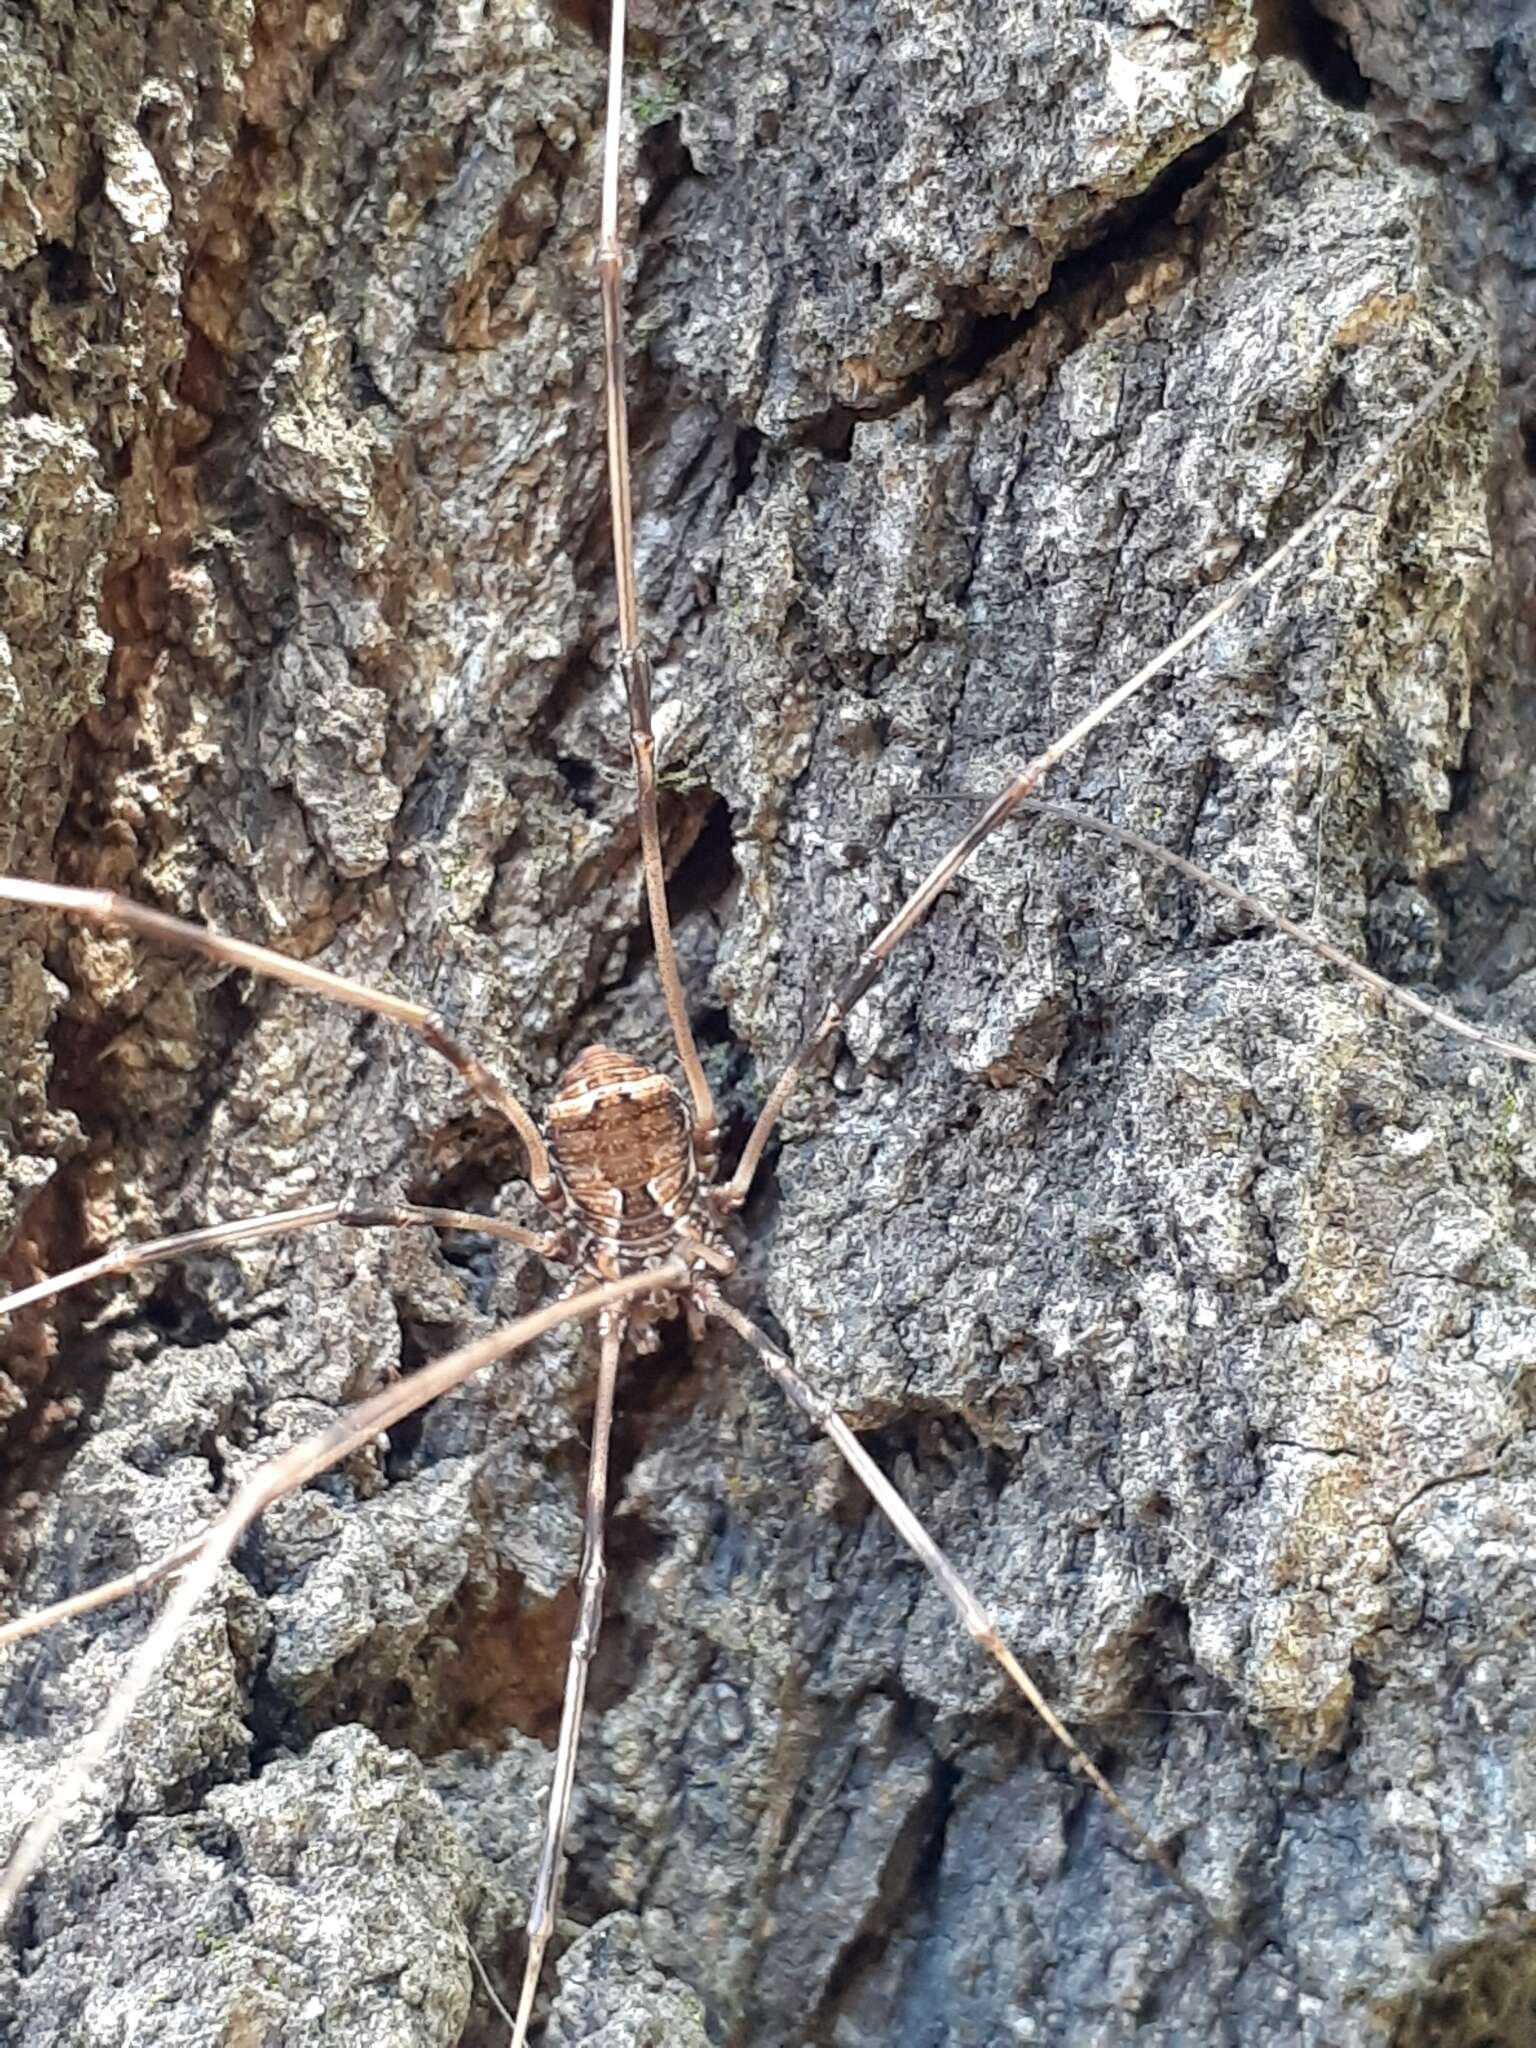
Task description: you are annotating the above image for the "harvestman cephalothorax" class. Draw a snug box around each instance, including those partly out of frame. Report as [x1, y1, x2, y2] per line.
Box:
[0, 4, 1526, 2041]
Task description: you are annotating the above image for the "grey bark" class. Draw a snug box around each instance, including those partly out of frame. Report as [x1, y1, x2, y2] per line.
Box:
[0, 3, 1532, 2046]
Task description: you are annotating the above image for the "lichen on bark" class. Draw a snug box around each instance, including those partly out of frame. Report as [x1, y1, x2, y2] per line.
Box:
[1, 3, 1533, 2046]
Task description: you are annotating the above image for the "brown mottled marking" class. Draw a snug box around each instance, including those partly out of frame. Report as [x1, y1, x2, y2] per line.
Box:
[546, 1045, 701, 1269]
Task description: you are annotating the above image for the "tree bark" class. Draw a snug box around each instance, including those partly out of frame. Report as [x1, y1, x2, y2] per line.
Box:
[1, 3, 1532, 2045]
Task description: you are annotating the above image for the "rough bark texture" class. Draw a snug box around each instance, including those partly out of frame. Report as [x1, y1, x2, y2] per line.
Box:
[1, 3, 1532, 2045]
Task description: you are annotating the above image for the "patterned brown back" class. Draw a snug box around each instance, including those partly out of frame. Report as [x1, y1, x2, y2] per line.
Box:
[546, 1046, 700, 1267]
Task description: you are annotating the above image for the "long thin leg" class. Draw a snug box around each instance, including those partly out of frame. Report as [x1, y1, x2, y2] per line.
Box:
[596, 0, 719, 1173]
[510, 1308, 624, 2048]
[703, 1292, 1234, 1938]
[0, 1527, 211, 1655]
[721, 341, 1483, 1209]
[1015, 799, 1536, 1067]
[0, 1200, 564, 1320]
[0, 878, 559, 1202]
[0, 1260, 685, 1924]
[0, 1203, 564, 1650]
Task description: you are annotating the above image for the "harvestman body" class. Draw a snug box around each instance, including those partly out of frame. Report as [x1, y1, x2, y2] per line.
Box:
[0, 4, 1526, 2042]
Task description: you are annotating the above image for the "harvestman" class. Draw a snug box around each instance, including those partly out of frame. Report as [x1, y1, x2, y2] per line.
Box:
[0, 5, 1527, 2039]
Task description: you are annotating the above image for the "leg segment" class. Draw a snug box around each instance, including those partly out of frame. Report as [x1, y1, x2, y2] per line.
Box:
[510, 1309, 625, 2047]
[703, 1291, 1235, 1939]
[0, 1262, 685, 1924]
[0, 878, 560, 1202]
[720, 343, 1482, 1210]
[1014, 800, 1536, 1067]
[0, 1200, 564, 1320]
[595, 0, 719, 1171]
